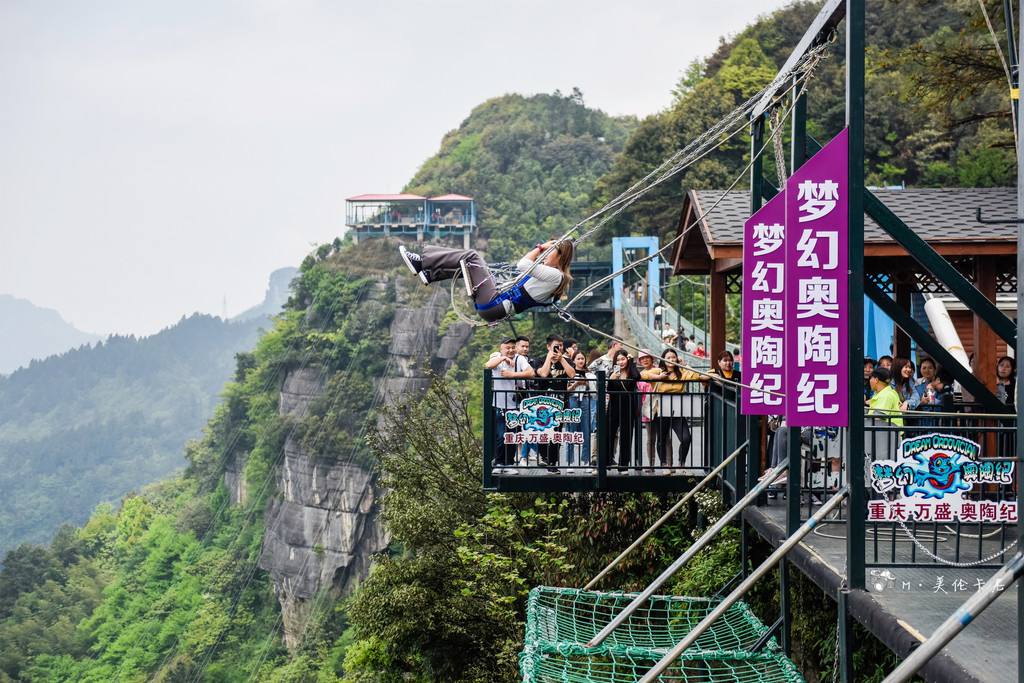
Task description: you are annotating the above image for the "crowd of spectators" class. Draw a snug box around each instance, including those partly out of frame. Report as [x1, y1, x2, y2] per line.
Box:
[487, 332, 742, 476]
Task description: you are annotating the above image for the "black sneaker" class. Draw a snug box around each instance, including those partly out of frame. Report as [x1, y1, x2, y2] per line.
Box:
[399, 245, 423, 276]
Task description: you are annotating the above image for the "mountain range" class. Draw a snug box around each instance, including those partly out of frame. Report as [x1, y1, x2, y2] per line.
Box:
[0, 266, 296, 559]
[0, 267, 296, 376]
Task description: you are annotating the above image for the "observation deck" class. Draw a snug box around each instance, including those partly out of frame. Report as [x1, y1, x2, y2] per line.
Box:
[346, 193, 476, 248]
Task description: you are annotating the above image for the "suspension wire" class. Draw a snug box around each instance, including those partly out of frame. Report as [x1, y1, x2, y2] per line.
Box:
[561, 54, 824, 315]
[511, 43, 830, 287]
[976, 0, 1018, 148]
[770, 106, 789, 188]
[448, 45, 829, 328]
[556, 308, 786, 401]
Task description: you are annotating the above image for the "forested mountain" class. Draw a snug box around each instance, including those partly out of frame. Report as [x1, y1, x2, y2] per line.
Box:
[0, 296, 103, 376]
[404, 89, 637, 263]
[593, 0, 1016, 244]
[0, 1, 1016, 681]
[0, 314, 264, 560]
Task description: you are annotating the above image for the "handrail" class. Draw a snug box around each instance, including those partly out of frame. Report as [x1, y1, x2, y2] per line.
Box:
[587, 461, 789, 647]
[637, 485, 850, 683]
[582, 441, 747, 591]
[881, 551, 1024, 683]
[621, 297, 711, 370]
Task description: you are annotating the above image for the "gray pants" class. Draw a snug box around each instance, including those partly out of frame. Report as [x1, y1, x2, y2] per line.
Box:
[422, 246, 507, 321]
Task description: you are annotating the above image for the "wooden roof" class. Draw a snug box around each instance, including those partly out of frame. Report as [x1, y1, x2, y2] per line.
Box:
[671, 187, 1019, 275]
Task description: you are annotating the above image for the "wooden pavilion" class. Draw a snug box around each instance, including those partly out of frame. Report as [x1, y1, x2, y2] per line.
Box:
[669, 186, 1019, 406]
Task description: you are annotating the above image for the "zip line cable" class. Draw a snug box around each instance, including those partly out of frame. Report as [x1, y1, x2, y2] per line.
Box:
[976, 0, 1018, 148]
[551, 84, 817, 401]
[128, 39, 835, 678]
[513, 43, 829, 286]
[448, 44, 829, 329]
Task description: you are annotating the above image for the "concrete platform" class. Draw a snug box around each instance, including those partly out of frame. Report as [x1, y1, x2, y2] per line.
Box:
[745, 497, 1019, 683]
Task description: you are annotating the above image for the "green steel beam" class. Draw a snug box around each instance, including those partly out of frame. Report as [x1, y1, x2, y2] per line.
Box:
[752, 0, 847, 119]
[864, 278, 1007, 412]
[862, 191, 1016, 347]
[846, 0, 867, 595]
[751, 117, 766, 214]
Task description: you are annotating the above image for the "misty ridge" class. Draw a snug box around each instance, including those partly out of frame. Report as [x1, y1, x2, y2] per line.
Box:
[0, 266, 295, 559]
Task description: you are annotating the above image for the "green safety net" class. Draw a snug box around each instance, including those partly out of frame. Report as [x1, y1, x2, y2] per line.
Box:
[521, 586, 805, 683]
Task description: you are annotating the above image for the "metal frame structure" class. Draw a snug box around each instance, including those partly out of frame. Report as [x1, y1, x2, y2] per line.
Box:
[488, 1, 1022, 679]
[345, 193, 476, 247]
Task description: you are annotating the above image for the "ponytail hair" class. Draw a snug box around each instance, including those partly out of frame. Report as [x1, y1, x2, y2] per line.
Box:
[550, 240, 574, 299]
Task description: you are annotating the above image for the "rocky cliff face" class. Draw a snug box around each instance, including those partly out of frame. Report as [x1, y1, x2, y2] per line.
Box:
[254, 275, 469, 650]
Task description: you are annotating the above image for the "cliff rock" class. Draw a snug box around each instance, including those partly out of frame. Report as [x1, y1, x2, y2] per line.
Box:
[255, 277, 455, 650]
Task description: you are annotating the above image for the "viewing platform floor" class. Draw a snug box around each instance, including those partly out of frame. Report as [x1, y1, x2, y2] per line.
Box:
[745, 498, 1018, 683]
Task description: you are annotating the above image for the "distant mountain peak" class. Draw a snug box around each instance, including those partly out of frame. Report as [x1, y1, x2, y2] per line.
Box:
[230, 267, 298, 324]
[0, 295, 104, 375]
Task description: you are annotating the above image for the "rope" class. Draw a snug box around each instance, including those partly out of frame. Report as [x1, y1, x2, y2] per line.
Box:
[896, 517, 1019, 567]
[456, 44, 831, 327]
[976, 0, 1017, 148]
[521, 586, 805, 682]
[770, 106, 788, 189]
[556, 63, 823, 321]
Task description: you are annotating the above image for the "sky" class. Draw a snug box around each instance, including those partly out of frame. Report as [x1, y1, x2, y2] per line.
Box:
[1, 0, 790, 338]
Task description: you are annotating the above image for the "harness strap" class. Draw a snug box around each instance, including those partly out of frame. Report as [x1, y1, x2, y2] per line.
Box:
[475, 275, 552, 313]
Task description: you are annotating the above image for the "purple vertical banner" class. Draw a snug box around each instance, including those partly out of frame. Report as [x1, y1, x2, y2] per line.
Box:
[741, 191, 786, 414]
[784, 127, 849, 427]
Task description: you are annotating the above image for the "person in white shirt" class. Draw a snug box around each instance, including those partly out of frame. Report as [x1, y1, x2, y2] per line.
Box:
[484, 336, 529, 473]
[399, 240, 573, 322]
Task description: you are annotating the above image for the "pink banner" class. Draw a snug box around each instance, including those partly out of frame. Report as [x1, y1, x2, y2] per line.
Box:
[741, 191, 787, 414]
[784, 128, 849, 427]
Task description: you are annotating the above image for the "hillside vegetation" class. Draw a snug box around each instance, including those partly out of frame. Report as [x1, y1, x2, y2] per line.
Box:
[0, 314, 263, 559]
[593, 0, 1016, 244]
[0, 1, 1016, 681]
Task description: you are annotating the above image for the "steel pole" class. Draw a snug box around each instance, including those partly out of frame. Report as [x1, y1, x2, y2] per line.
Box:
[587, 463, 789, 647]
[638, 486, 850, 683]
[583, 442, 745, 591]
[882, 552, 1024, 683]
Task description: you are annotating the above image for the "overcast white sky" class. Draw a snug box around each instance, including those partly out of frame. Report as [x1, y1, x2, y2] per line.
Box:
[1, 0, 790, 337]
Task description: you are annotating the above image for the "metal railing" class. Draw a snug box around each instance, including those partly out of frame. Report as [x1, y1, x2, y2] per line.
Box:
[763, 407, 1018, 570]
[483, 370, 717, 483]
[621, 297, 711, 371]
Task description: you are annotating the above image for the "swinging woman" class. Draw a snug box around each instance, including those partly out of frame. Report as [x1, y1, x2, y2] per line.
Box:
[398, 240, 574, 322]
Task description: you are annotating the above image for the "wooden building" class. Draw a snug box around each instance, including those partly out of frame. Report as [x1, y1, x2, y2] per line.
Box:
[669, 187, 1018, 401]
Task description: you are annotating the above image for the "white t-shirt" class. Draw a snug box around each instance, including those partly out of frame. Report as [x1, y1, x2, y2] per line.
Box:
[490, 352, 517, 410]
[516, 257, 563, 303]
[570, 371, 596, 396]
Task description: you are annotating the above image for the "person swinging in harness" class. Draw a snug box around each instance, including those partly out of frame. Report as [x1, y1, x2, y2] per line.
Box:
[398, 240, 574, 322]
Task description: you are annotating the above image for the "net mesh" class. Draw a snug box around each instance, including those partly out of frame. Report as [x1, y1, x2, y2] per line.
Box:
[521, 586, 805, 683]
